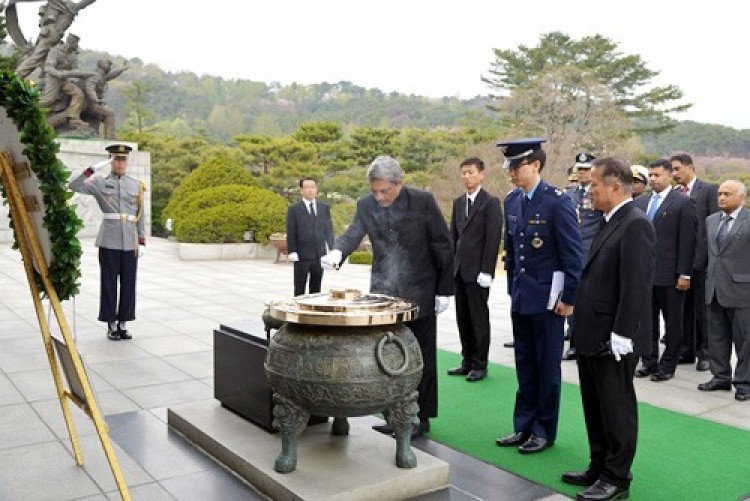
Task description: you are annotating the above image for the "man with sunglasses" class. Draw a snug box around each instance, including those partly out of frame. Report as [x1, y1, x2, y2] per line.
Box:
[495, 138, 583, 454]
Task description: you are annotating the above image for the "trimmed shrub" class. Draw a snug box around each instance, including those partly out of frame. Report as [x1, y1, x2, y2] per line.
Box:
[172, 185, 287, 243]
[348, 250, 373, 265]
[162, 153, 257, 225]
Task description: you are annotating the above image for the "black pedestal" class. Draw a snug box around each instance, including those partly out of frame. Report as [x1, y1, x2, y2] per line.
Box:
[214, 322, 328, 433]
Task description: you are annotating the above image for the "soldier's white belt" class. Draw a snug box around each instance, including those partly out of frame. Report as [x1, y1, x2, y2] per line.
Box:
[102, 213, 137, 222]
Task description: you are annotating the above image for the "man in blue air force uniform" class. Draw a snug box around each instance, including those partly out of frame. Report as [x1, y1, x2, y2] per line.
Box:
[495, 138, 583, 454]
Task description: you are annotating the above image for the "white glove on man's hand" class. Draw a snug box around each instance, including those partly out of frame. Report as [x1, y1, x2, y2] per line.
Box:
[435, 295, 450, 314]
[477, 272, 492, 288]
[610, 332, 633, 361]
[288, 252, 300, 262]
[137, 245, 146, 258]
[320, 249, 342, 270]
[90, 158, 112, 172]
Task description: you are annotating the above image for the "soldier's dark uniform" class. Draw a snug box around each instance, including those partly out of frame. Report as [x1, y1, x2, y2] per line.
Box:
[69, 144, 145, 340]
[500, 139, 583, 449]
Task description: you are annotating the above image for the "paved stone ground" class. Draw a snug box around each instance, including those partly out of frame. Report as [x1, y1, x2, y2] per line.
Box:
[0, 237, 747, 499]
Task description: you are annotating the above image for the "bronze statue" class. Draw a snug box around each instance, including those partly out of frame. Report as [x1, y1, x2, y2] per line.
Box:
[4, 0, 128, 138]
[11, 0, 97, 78]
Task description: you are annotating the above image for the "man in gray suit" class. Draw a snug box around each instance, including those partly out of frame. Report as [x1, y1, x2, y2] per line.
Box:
[699, 180, 750, 401]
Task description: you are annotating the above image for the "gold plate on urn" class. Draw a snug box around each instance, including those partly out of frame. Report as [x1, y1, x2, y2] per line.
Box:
[268, 288, 418, 326]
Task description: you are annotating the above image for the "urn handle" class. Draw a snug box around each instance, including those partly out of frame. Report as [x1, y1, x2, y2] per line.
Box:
[376, 331, 409, 376]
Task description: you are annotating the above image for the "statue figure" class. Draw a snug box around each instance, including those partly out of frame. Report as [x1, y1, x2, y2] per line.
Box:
[39, 33, 95, 133]
[12, 0, 97, 78]
[81, 58, 128, 139]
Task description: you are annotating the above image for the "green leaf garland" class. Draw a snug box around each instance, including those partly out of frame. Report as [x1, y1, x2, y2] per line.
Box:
[1, 70, 83, 301]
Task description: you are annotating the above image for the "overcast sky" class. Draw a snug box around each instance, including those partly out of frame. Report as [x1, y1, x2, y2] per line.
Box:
[13, 0, 750, 129]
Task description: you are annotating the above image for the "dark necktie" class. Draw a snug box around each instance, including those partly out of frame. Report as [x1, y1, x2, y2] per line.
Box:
[466, 197, 473, 219]
[521, 194, 529, 217]
[308, 202, 316, 217]
[716, 215, 732, 248]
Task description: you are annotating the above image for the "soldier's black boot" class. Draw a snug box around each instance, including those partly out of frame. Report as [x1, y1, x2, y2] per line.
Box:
[117, 321, 132, 340]
[107, 322, 120, 341]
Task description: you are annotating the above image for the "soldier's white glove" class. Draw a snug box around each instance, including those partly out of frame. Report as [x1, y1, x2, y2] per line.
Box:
[137, 245, 146, 258]
[610, 333, 633, 361]
[90, 158, 112, 172]
[435, 296, 450, 314]
[477, 272, 492, 288]
[288, 252, 300, 262]
[320, 249, 342, 270]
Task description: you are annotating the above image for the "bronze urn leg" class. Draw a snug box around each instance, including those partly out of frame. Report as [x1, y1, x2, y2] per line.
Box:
[272, 393, 310, 473]
[384, 390, 419, 468]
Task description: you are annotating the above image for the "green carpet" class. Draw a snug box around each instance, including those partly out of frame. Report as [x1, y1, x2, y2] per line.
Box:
[431, 350, 750, 500]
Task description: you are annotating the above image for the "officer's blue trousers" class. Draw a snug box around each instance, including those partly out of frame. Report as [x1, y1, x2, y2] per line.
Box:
[510, 310, 565, 441]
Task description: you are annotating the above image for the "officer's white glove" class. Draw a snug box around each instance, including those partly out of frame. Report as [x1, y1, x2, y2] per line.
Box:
[477, 272, 492, 288]
[320, 249, 342, 270]
[610, 332, 633, 362]
[288, 252, 300, 262]
[435, 295, 450, 314]
[90, 158, 112, 172]
[137, 245, 146, 258]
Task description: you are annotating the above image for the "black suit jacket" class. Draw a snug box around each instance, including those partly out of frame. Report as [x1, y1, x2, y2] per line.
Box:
[689, 178, 719, 271]
[335, 186, 454, 319]
[286, 200, 334, 260]
[450, 188, 503, 283]
[633, 189, 697, 287]
[572, 202, 656, 356]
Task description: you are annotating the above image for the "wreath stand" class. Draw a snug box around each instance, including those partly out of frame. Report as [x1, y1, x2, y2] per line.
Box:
[0, 151, 131, 500]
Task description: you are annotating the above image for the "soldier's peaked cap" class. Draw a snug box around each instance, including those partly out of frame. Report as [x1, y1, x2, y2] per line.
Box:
[496, 138, 546, 170]
[574, 152, 596, 169]
[105, 144, 132, 157]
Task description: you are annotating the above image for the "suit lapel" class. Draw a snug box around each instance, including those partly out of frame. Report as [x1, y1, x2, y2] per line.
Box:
[465, 189, 486, 226]
[690, 179, 702, 200]
[585, 205, 627, 268]
[707, 213, 721, 256]
[720, 209, 748, 253]
[653, 190, 676, 226]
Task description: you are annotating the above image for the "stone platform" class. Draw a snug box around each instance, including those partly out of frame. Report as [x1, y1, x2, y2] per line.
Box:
[168, 400, 450, 501]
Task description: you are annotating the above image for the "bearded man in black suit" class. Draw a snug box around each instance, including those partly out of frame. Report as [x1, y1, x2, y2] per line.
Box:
[562, 158, 656, 501]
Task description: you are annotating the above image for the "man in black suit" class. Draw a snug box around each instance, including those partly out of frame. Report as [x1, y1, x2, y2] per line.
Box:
[286, 177, 335, 296]
[321, 156, 454, 438]
[447, 157, 503, 382]
[563, 157, 656, 501]
[633, 159, 697, 381]
[671, 153, 719, 371]
[698, 180, 750, 401]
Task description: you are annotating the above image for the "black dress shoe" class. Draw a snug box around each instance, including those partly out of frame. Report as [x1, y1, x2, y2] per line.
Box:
[118, 329, 132, 340]
[650, 371, 674, 382]
[447, 365, 470, 376]
[562, 470, 598, 487]
[519, 435, 552, 454]
[372, 422, 393, 434]
[677, 355, 695, 365]
[696, 359, 710, 372]
[735, 391, 750, 402]
[697, 379, 731, 391]
[576, 479, 629, 500]
[496, 431, 529, 447]
[563, 347, 578, 361]
[107, 329, 121, 341]
[503, 341, 515, 348]
[634, 367, 655, 378]
[466, 369, 487, 382]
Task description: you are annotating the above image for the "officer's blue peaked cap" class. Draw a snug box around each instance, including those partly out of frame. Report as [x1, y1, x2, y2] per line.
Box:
[497, 138, 547, 170]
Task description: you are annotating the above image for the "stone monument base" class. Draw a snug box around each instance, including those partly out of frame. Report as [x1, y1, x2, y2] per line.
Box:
[168, 400, 450, 501]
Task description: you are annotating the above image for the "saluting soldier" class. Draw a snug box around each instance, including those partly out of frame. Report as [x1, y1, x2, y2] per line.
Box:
[495, 138, 583, 454]
[69, 143, 145, 340]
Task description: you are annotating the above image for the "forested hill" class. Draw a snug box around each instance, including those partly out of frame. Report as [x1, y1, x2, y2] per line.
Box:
[81, 50, 750, 159]
[79, 51, 493, 139]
